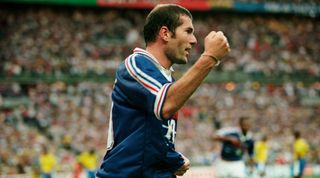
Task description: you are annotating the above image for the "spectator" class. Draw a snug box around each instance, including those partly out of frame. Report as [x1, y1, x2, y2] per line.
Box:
[39, 146, 57, 178]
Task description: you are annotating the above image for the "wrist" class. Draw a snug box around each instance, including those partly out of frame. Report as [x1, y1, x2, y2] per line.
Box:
[201, 53, 221, 66]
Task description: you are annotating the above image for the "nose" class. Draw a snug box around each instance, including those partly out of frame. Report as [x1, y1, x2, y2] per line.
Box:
[190, 34, 197, 46]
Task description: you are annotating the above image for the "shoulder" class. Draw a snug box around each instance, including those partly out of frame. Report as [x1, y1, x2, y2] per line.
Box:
[255, 141, 262, 148]
[125, 53, 159, 74]
[246, 131, 254, 140]
[120, 52, 171, 86]
[115, 53, 168, 96]
[298, 139, 309, 146]
[217, 127, 240, 136]
[116, 53, 159, 80]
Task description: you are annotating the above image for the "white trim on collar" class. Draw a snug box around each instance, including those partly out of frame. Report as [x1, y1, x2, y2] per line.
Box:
[133, 48, 173, 82]
[133, 48, 174, 72]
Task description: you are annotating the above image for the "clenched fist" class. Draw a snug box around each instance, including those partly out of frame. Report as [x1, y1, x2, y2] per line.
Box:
[202, 31, 230, 63]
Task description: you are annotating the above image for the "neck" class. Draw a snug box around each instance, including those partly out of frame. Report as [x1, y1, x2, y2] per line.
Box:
[242, 129, 247, 136]
[146, 45, 172, 70]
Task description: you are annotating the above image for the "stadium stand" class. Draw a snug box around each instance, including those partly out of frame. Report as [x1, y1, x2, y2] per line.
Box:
[0, 1, 319, 177]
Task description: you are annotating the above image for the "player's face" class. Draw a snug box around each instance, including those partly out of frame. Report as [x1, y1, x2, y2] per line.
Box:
[165, 15, 197, 64]
[240, 119, 251, 132]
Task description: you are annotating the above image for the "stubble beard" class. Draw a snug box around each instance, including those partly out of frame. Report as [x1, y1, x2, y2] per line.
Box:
[165, 47, 187, 65]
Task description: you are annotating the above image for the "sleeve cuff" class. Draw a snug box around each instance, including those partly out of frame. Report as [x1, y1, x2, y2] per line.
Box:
[153, 83, 172, 120]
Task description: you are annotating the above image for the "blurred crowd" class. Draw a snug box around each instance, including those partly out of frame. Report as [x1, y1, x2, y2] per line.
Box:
[1, 81, 319, 175]
[0, 82, 113, 175]
[0, 5, 320, 176]
[1, 6, 319, 77]
[238, 0, 320, 4]
[176, 81, 320, 166]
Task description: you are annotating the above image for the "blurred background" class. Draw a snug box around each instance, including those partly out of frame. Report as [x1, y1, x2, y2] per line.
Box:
[0, 0, 319, 177]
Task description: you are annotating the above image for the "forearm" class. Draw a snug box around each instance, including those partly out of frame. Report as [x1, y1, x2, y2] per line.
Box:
[213, 135, 230, 142]
[162, 55, 217, 118]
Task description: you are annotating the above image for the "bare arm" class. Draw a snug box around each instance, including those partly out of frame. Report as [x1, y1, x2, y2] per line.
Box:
[162, 31, 230, 118]
[213, 135, 237, 142]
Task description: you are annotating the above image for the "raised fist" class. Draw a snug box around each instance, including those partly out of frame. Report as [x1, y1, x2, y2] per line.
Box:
[203, 31, 230, 61]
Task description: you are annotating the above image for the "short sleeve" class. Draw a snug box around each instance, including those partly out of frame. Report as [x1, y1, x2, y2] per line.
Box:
[116, 54, 172, 120]
[216, 127, 239, 136]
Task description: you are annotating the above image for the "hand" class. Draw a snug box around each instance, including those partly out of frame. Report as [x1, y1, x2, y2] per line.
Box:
[174, 154, 190, 176]
[203, 31, 230, 61]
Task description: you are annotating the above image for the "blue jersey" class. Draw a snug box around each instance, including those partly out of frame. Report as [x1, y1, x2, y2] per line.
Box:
[217, 127, 254, 161]
[96, 48, 184, 178]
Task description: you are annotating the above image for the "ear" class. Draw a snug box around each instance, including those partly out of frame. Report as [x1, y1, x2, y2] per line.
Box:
[159, 26, 171, 42]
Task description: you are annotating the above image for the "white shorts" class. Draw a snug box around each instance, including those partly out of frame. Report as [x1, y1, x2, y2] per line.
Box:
[215, 159, 246, 178]
[256, 162, 266, 174]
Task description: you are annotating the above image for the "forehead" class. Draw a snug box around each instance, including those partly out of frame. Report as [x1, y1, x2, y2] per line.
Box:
[178, 14, 194, 29]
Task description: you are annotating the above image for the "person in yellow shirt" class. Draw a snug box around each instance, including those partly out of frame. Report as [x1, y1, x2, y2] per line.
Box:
[291, 131, 309, 178]
[254, 135, 268, 178]
[31, 165, 41, 178]
[78, 148, 98, 178]
[39, 146, 57, 178]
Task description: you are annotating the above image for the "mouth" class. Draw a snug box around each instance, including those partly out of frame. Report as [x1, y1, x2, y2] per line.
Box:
[185, 48, 191, 56]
